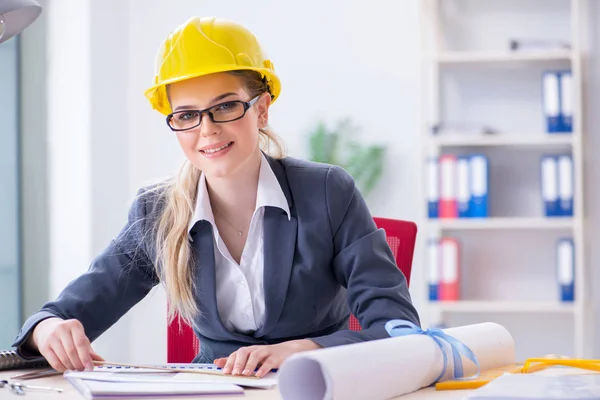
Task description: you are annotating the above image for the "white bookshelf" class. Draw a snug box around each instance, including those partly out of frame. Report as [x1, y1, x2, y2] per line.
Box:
[431, 301, 576, 314]
[429, 134, 574, 148]
[419, 0, 590, 359]
[431, 217, 575, 231]
[433, 50, 573, 64]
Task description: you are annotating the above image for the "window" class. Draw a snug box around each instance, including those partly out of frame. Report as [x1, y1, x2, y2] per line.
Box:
[0, 37, 21, 348]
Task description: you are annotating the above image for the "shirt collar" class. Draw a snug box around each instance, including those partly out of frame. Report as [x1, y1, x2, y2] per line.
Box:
[188, 153, 290, 234]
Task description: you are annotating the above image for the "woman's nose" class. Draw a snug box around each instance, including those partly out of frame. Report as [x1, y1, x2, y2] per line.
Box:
[198, 115, 220, 137]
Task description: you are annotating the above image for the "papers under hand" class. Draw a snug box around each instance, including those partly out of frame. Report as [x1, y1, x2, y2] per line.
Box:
[66, 363, 278, 390]
[65, 374, 244, 399]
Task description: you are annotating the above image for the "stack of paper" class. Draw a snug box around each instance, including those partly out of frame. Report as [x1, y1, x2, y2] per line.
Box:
[65, 364, 278, 399]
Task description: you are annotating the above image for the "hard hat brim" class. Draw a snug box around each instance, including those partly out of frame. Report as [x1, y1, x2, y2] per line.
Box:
[144, 65, 281, 116]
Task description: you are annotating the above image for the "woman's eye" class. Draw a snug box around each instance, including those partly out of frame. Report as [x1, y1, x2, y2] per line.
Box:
[178, 111, 198, 121]
[216, 101, 236, 111]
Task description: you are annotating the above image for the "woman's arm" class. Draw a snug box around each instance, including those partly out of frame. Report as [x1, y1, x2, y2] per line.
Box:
[310, 165, 421, 348]
[12, 187, 161, 360]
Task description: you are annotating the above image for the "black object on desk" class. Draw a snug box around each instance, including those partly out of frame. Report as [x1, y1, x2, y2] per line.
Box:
[0, 350, 49, 371]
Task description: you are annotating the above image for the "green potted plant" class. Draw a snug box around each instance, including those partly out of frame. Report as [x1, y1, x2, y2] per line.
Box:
[307, 117, 386, 198]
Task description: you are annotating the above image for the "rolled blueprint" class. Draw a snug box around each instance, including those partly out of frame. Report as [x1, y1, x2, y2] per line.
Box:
[278, 322, 515, 400]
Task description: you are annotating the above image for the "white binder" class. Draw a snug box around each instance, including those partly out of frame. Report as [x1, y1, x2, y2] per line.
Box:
[557, 155, 574, 216]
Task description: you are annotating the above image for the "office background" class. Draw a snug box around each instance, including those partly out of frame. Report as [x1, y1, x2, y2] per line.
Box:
[3, 0, 600, 363]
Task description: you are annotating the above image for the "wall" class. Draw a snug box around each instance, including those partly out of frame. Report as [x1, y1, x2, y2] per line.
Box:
[0, 36, 20, 348]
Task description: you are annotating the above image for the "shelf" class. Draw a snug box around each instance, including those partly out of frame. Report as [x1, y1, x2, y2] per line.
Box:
[428, 217, 574, 230]
[430, 301, 576, 314]
[428, 134, 573, 148]
[432, 50, 573, 64]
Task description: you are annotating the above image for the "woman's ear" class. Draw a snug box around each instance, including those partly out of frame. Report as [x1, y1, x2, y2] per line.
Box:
[256, 92, 271, 128]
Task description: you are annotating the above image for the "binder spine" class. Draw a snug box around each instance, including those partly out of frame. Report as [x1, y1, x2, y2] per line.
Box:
[543, 71, 561, 133]
[457, 156, 471, 218]
[559, 70, 573, 133]
[427, 157, 439, 219]
[541, 155, 560, 217]
[439, 238, 459, 301]
[428, 238, 439, 301]
[557, 238, 575, 302]
[557, 154, 574, 216]
[469, 154, 489, 218]
[439, 155, 458, 219]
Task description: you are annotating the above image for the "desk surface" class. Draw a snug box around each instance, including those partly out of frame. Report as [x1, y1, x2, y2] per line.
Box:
[0, 369, 472, 399]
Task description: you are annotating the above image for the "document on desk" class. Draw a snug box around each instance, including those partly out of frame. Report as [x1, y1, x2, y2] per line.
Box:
[65, 377, 243, 399]
[465, 373, 600, 399]
[277, 322, 515, 400]
[65, 364, 278, 389]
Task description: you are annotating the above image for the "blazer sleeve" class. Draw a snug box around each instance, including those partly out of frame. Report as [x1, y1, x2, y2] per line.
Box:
[11, 188, 160, 358]
[309, 166, 421, 348]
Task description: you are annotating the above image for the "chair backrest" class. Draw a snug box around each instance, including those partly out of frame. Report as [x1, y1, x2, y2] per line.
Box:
[167, 217, 417, 363]
[348, 217, 417, 331]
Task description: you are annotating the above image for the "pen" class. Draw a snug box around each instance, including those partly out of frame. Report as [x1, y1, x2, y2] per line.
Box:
[14, 382, 64, 393]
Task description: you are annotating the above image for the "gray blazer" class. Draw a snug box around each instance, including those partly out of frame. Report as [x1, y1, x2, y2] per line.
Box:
[13, 156, 420, 363]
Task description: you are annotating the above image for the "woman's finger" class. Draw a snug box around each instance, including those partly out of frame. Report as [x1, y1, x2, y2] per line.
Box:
[61, 332, 86, 371]
[41, 346, 67, 372]
[70, 324, 94, 370]
[231, 348, 252, 376]
[50, 339, 76, 371]
[222, 352, 237, 375]
[213, 358, 226, 368]
[91, 350, 105, 362]
[243, 349, 269, 376]
[255, 356, 277, 378]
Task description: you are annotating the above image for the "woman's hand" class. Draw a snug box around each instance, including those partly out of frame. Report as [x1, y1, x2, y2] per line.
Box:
[29, 317, 104, 372]
[214, 339, 321, 377]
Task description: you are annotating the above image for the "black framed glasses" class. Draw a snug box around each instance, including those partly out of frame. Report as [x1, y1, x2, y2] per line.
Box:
[166, 95, 260, 132]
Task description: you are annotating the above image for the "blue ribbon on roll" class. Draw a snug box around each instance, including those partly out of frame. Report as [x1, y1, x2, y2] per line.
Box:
[385, 319, 480, 383]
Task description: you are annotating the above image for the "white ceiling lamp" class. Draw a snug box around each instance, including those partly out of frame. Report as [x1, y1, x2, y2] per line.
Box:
[0, 0, 42, 43]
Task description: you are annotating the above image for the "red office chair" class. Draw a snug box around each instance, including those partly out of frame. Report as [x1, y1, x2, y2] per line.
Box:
[167, 217, 417, 363]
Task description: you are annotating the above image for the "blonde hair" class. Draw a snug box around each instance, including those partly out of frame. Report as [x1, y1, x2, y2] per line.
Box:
[154, 70, 285, 326]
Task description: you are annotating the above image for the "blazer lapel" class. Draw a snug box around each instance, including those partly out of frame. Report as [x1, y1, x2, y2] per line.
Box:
[190, 220, 267, 343]
[256, 206, 297, 337]
[256, 156, 297, 337]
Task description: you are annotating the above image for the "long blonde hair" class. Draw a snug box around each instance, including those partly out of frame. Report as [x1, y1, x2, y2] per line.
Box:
[153, 70, 285, 326]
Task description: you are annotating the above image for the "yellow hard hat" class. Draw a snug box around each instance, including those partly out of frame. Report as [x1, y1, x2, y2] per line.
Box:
[144, 16, 281, 116]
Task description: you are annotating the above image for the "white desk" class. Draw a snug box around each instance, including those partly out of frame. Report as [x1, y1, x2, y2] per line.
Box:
[0, 369, 472, 399]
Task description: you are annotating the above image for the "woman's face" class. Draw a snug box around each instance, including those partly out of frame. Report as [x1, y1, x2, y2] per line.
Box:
[167, 72, 270, 179]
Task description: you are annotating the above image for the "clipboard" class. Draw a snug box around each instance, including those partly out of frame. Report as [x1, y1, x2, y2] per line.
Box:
[435, 357, 600, 390]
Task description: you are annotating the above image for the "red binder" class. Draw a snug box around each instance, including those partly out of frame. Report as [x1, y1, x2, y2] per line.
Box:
[439, 155, 458, 218]
[440, 238, 460, 301]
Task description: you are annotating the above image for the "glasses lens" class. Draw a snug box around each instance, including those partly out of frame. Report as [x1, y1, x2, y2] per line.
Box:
[211, 101, 245, 122]
[169, 111, 201, 131]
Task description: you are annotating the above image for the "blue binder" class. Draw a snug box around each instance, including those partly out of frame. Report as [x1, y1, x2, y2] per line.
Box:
[457, 156, 471, 218]
[559, 71, 573, 133]
[541, 155, 560, 217]
[427, 157, 439, 219]
[469, 154, 488, 218]
[427, 238, 439, 301]
[557, 154, 574, 216]
[556, 238, 574, 302]
[543, 71, 561, 133]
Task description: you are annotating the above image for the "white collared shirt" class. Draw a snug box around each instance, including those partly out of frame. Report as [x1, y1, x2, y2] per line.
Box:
[188, 154, 290, 333]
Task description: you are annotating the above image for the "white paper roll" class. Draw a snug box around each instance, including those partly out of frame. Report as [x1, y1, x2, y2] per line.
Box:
[278, 323, 515, 400]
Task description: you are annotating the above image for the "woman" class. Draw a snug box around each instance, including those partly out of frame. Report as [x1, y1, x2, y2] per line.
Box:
[12, 16, 419, 378]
